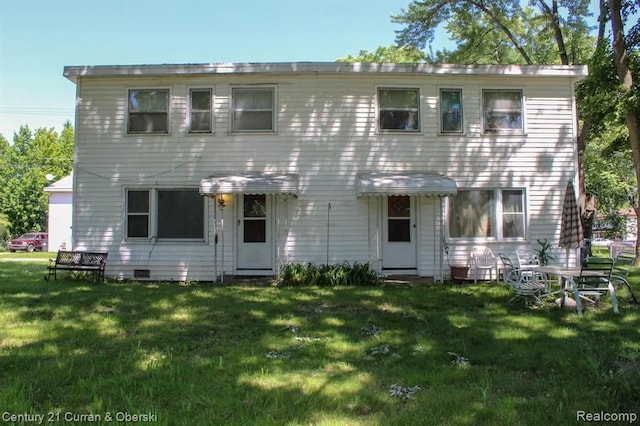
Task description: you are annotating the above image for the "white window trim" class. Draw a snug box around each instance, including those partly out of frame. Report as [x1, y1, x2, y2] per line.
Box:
[124, 188, 207, 242]
[188, 87, 214, 134]
[446, 187, 528, 242]
[481, 87, 526, 135]
[376, 86, 422, 133]
[438, 87, 465, 134]
[230, 85, 277, 134]
[125, 87, 171, 135]
[125, 188, 151, 240]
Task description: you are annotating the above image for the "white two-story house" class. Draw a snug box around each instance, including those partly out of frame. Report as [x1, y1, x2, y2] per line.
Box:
[63, 62, 587, 281]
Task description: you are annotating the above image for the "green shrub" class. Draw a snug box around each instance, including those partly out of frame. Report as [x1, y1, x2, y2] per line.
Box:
[278, 261, 380, 287]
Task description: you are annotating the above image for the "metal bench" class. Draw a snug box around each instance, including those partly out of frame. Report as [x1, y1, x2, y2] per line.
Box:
[45, 250, 108, 283]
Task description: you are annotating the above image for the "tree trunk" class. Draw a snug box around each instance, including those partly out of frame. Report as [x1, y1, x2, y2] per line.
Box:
[608, 0, 640, 258]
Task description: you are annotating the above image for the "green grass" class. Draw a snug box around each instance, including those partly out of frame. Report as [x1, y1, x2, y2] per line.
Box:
[1, 259, 639, 425]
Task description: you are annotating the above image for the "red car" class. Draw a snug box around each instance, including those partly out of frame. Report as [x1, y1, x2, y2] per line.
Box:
[8, 232, 48, 252]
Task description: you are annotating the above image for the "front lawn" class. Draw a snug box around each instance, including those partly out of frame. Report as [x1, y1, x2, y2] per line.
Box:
[1, 259, 639, 425]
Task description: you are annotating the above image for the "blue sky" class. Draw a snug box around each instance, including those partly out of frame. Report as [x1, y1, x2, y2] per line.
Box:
[0, 0, 411, 139]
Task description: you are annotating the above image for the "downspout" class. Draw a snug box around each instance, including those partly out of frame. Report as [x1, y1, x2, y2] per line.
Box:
[213, 195, 218, 283]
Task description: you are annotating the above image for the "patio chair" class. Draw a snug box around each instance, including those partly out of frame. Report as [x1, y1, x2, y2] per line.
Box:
[517, 248, 553, 291]
[576, 257, 616, 309]
[469, 246, 498, 283]
[516, 248, 539, 269]
[610, 251, 639, 304]
[499, 252, 548, 304]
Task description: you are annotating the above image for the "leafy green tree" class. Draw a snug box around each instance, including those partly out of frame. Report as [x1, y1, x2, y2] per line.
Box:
[392, 0, 594, 65]
[337, 45, 428, 63]
[607, 0, 640, 253]
[0, 122, 74, 238]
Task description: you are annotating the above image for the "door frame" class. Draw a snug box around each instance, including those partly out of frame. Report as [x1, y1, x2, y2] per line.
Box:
[380, 195, 419, 272]
[235, 194, 275, 275]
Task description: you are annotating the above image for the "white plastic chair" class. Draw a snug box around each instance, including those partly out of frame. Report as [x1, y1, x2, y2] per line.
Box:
[468, 246, 498, 283]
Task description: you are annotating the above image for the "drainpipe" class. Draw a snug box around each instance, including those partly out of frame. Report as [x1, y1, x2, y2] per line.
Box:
[326, 202, 331, 265]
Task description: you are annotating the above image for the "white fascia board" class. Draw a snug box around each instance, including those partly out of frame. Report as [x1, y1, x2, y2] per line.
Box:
[63, 62, 588, 83]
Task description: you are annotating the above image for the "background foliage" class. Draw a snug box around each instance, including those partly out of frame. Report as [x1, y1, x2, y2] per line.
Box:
[0, 122, 74, 239]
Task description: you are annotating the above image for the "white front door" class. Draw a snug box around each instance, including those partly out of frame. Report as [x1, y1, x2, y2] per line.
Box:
[237, 194, 273, 273]
[382, 195, 417, 270]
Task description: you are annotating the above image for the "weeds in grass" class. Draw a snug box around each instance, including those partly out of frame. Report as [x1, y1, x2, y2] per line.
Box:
[389, 384, 421, 401]
[448, 351, 471, 368]
[360, 324, 384, 338]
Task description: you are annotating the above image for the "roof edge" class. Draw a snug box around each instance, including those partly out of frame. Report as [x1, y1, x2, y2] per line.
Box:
[63, 62, 588, 83]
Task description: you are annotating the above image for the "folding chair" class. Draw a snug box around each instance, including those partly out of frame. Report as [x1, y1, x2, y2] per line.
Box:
[576, 257, 618, 311]
[516, 248, 552, 291]
[499, 252, 547, 305]
[610, 251, 639, 304]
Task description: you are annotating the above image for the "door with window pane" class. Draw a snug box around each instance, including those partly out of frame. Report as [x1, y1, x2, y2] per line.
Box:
[237, 194, 273, 272]
[382, 196, 417, 269]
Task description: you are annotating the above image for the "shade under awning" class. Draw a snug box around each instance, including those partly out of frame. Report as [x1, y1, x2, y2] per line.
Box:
[200, 173, 299, 195]
[356, 172, 457, 197]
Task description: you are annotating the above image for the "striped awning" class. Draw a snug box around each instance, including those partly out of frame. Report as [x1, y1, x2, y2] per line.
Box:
[200, 173, 299, 195]
[356, 172, 457, 197]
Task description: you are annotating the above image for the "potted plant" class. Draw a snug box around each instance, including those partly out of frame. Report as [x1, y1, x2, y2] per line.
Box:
[536, 238, 555, 266]
[443, 237, 469, 282]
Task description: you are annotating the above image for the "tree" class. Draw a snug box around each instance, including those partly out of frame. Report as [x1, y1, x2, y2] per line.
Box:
[392, 0, 594, 65]
[337, 45, 428, 63]
[0, 122, 74, 239]
[608, 0, 640, 254]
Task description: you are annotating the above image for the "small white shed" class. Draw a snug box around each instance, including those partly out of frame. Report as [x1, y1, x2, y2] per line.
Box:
[44, 173, 73, 251]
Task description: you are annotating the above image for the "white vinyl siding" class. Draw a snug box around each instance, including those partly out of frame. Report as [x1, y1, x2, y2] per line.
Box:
[69, 66, 582, 280]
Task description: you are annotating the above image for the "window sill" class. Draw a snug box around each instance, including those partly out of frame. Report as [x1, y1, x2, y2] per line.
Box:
[229, 130, 277, 136]
[123, 238, 207, 244]
[438, 131, 466, 136]
[376, 130, 423, 136]
[481, 131, 527, 136]
[125, 132, 172, 137]
[187, 131, 213, 136]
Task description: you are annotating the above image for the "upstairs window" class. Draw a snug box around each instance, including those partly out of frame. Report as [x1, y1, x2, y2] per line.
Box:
[128, 89, 169, 134]
[482, 89, 524, 133]
[232, 87, 275, 132]
[378, 88, 420, 132]
[189, 89, 212, 133]
[440, 89, 463, 133]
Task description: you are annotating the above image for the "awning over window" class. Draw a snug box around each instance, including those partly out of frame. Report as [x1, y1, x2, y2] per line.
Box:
[356, 172, 457, 197]
[200, 173, 299, 195]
